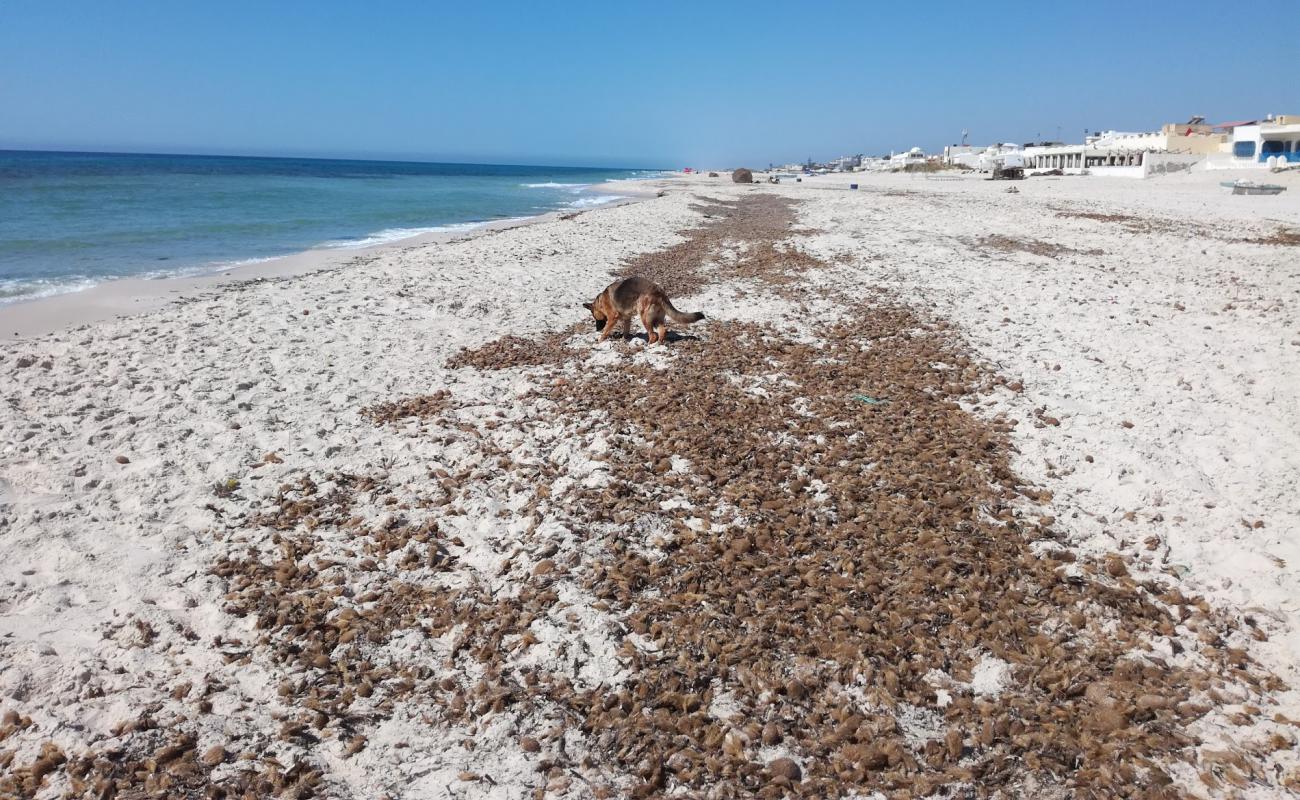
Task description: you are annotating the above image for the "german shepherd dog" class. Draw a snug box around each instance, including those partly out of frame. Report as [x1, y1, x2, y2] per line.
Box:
[583, 276, 705, 344]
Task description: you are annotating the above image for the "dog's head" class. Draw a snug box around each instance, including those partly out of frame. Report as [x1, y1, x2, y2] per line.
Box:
[583, 301, 607, 332]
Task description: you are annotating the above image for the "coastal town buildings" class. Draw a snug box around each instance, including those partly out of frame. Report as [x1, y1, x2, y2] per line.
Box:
[1022, 120, 1222, 178]
[1018, 115, 1300, 176]
[795, 112, 1297, 181]
[927, 115, 1298, 179]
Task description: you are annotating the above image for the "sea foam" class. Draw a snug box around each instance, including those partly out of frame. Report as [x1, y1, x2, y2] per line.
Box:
[0, 276, 101, 305]
[323, 223, 487, 249]
[567, 195, 627, 208]
[521, 182, 589, 189]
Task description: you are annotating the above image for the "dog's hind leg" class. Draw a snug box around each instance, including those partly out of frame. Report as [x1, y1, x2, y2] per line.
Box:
[655, 321, 668, 345]
[640, 309, 658, 344]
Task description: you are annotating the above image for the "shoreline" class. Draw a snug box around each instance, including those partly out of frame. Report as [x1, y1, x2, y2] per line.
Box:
[0, 183, 655, 341]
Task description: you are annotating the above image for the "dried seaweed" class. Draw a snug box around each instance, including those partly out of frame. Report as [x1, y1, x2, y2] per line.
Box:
[447, 326, 582, 370]
[360, 389, 452, 423]
[969, 234, 1103, 259]
[617, 194, 822, 296]
[520, 307, 1267, 797]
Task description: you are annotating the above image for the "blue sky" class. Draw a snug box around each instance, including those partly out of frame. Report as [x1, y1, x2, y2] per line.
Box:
[1, 1, 1294, 168]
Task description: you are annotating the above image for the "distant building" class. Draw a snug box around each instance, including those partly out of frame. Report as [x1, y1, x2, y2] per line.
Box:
[941, 143, 1024, 171]
[1223, 115, 1300, 168]
[888, 147, 928, 168]
[976, 143, 1024, 172]
[943, 145, 980, 168]
[1023, 118, 1224, 178]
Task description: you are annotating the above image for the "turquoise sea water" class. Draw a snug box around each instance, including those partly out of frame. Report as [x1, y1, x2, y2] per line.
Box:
[0, 151, 655, 303]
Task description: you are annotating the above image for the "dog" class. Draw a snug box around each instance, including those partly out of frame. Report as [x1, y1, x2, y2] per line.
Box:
[583, 277, 704, 344]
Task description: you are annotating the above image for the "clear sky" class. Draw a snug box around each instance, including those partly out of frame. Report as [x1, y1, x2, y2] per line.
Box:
[1, 0, 1294, 168]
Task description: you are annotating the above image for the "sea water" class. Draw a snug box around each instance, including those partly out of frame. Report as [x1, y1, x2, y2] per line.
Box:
[0, 150, 656, 303]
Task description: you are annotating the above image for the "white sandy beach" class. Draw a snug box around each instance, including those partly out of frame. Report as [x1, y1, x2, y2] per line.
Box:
[2, 168, 1299, 797]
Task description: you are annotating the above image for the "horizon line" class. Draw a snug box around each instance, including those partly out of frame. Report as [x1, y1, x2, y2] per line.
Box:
[0, 146, 662, 172]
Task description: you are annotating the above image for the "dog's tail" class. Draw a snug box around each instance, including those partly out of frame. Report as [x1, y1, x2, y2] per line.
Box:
[664, 300, 705, 325]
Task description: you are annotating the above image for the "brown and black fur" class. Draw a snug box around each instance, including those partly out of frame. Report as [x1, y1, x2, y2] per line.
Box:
[583, 276, 705, 344]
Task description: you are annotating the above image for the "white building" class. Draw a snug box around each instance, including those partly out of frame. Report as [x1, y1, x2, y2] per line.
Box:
[1023, 123, 1222, 178]
[942, 145, 980, 168]
[1222, 116, 1300, 169]
[888, 147, 928, 168]
[976, 143, 1024, 172]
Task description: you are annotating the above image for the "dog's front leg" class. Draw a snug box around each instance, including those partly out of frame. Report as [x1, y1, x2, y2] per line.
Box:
[598, 314, 618, 342]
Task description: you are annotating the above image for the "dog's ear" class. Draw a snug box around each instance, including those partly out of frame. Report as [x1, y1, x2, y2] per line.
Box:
[582, 302, 593, 310]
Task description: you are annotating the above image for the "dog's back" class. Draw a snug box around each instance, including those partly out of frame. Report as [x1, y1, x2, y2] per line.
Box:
[608, 276, 660, 315]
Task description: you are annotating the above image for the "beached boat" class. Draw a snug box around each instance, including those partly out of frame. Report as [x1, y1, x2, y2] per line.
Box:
[1221, 180, 1287, 195]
